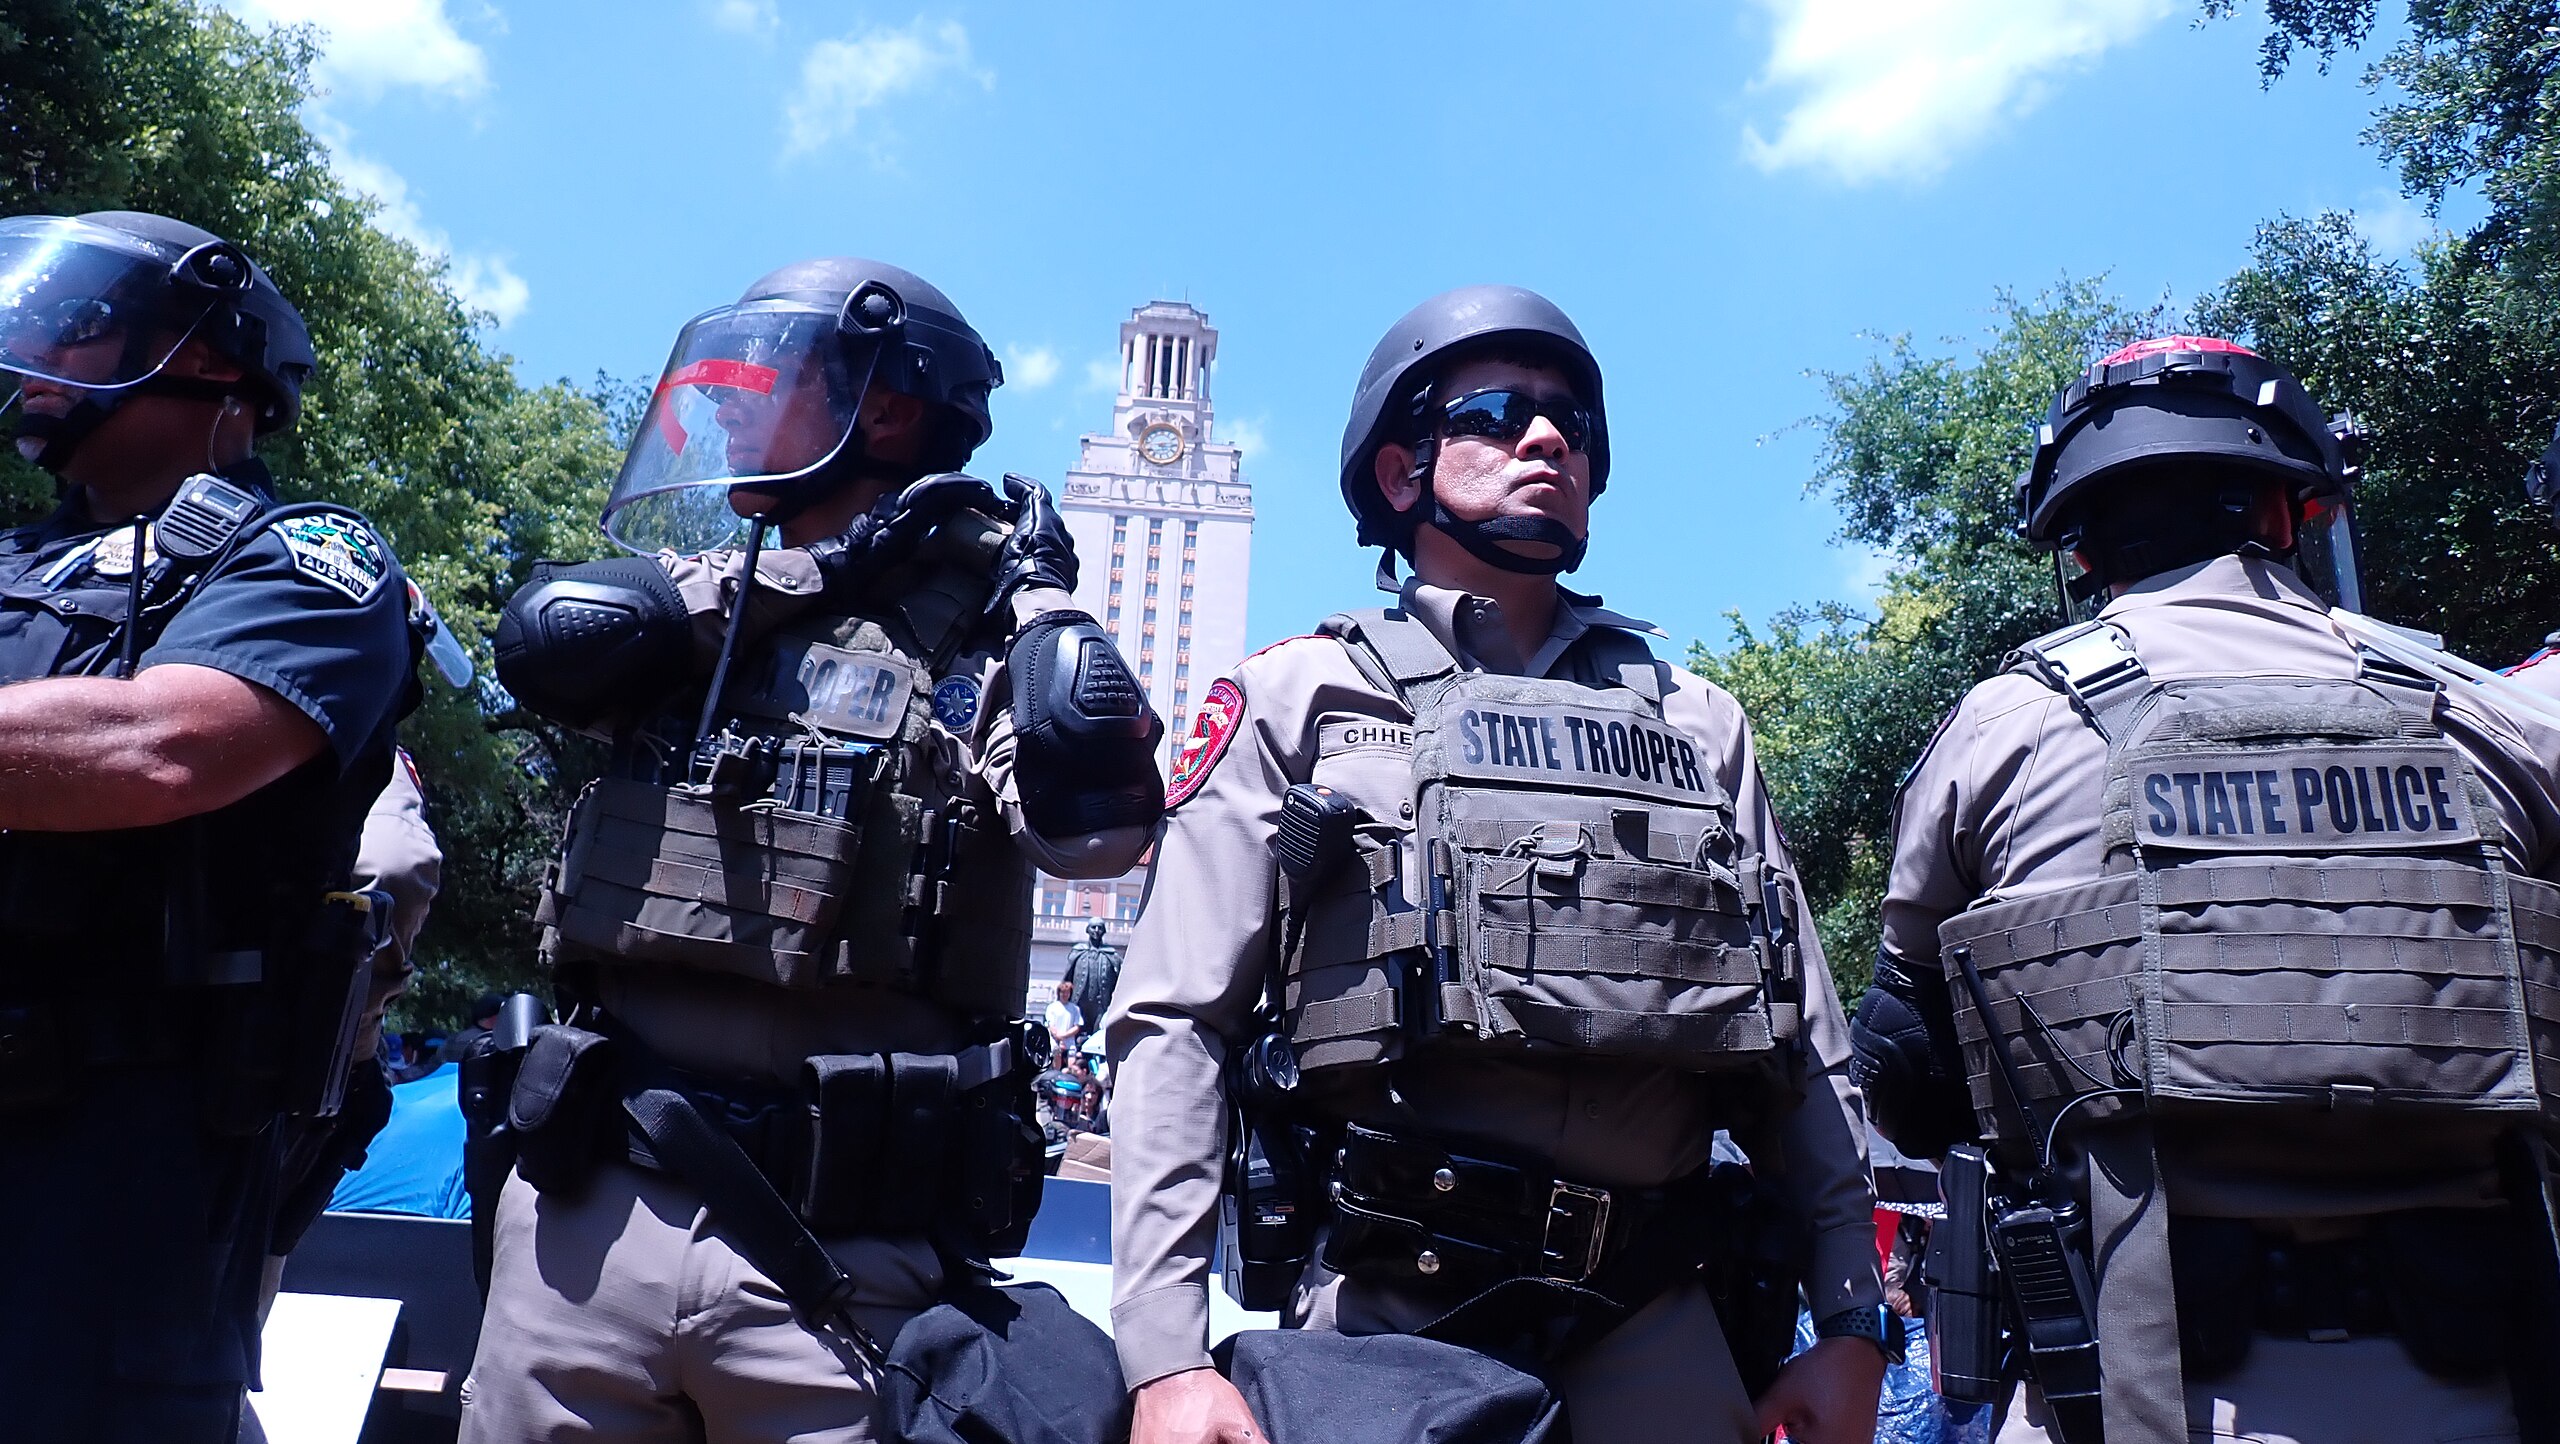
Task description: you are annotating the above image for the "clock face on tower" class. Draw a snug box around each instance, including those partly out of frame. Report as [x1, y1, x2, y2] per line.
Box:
[1140, 423, 1185, 466]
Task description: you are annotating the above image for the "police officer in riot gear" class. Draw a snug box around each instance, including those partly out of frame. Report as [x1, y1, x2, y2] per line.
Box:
[0, 210, 420, 1442]
[1853, 336, 2560, 1444]
[1109, 285, 1888, 1444]
[461, 257, 1160, 1442]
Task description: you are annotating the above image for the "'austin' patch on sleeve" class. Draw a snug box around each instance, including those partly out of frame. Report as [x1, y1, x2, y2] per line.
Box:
[276, 512, 387, 602]
[2131, 745, 2482, 852]
[1166, 676, 1245, 809]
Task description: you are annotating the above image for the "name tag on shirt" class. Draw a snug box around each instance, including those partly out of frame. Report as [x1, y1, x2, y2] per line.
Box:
[1442, 702, 1711, 804]
[2132, 746, 2481, 851]
[732, 640, 914, 740]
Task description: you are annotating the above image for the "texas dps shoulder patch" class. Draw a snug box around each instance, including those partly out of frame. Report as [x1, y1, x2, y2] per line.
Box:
[1166, 676, 1245, 809]
[276, 512, 387, 602]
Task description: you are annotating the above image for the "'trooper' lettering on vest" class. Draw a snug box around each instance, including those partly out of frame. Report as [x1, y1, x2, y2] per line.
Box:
[2134, 745, 2481, 851]
[1444, 700, 1710, 802]
[729, 639, 917, 741]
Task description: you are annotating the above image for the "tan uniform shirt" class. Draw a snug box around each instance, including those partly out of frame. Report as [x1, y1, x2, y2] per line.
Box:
[596, 546, 1151, 1081]
[1883, 554, 2560, 1214]
[350, 750, 443, 1043]
[1106, 576, 1883, 1388]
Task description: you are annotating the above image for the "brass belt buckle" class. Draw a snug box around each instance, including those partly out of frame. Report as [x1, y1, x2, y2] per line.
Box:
[1541, 1180, 1612, 1282]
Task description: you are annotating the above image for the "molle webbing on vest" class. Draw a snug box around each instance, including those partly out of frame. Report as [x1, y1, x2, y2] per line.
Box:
[540, 543, 1030, 1016]
[1277, 608, 1796, 1077]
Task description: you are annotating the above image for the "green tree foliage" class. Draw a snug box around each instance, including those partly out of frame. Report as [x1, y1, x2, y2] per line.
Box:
[1701, 4, 2560, 1004]
[0, 0, 621, 1024]
[1692, 285, 2164, 1000]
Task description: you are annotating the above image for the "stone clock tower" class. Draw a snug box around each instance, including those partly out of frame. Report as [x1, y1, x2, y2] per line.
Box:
[1059, 300, 1254, 766]
[1030, 301, 1255, 987]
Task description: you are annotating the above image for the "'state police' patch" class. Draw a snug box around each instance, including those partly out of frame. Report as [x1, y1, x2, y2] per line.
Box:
[932, 673, 982, 731]
[1166, 676, 1244, 809]
[277, 512, 387, 602]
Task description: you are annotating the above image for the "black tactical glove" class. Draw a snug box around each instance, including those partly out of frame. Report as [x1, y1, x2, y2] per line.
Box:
[808, 472, 1002, 600]
[988, 472, 1079, 615]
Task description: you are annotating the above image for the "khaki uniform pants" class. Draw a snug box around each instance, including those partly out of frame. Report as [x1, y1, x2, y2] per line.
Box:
[460, 1163, 937, 1444]
[1300, 1268, 1760, 1444]
[1997, 1337, 2520, 1444]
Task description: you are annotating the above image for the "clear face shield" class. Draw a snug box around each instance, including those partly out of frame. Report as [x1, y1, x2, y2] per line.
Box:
[0, 216, 238, 403]
[600, 297, 888, 554]
[2293, 489, 2365, 614]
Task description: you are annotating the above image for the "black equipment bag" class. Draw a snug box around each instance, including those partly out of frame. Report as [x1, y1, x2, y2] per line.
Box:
[1215, 1328, 1568, 1444]
[878, 1280, 1131, 1444]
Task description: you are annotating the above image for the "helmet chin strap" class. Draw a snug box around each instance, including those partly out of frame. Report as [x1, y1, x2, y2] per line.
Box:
[1403, 436, 1588, 576]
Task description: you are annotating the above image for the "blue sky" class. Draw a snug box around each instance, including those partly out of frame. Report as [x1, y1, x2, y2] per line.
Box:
[225, 0, 2442, 657]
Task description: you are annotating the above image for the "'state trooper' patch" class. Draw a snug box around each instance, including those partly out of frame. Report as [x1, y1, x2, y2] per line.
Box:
[932, 673, 982, 731]
[733, 639, 915, 740]
[1444, 701, 1710, 803]
[277, 512, 386, 601]
[1166, 676, 1244, 809]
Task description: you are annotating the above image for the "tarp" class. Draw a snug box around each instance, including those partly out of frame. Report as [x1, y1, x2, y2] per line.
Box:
[329, 1062, 469, 1219]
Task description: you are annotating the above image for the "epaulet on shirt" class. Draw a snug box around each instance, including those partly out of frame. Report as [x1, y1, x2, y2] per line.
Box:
[1163, 635, 1326, 810]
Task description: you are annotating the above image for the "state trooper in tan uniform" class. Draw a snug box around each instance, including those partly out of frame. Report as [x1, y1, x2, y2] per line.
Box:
[1110, 286, 1889, 1444]
[460, 258, 1159, 1443]
[1852, 337, 2560, 1444]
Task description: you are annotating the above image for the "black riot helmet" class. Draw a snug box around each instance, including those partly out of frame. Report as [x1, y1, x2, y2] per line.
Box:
[0, 210, 316, 470]
[603, 256, 1002, 554]
[2019, 336, 2366, 611]
[1338, 284, 1609, 573]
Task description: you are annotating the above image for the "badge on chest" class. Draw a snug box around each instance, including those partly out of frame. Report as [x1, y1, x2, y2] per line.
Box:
[730, 638, 916, 740]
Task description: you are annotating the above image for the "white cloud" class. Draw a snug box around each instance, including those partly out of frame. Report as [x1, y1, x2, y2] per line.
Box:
[1218, 414, 1270, 462]
[326, 133, 528, 325]
[784, 18, 989, 158]
[223, 0, 490, 99]
[1084, 356, 1124, 393]
[708, 0, 778, 36]
[1742, 0, 2173, 184]
[2355, 191, 2437, 255]
[1005, 344, 1062, 389]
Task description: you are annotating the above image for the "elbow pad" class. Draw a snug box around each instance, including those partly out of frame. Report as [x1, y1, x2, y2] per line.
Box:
[1850, 949, 1979, 1158]
[493, 556, 693, 730]
[1008, 609, 1165, 838]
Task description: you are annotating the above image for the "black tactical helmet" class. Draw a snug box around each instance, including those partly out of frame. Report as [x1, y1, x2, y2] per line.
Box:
[0, 210, 315, 433]
[2524, 420, 2560, 530]
[738, 256, 1001, 461]
[1338, 284, 1609, 549]
[2018, 336, 2351, 548]
[602, 256, 1002, 553]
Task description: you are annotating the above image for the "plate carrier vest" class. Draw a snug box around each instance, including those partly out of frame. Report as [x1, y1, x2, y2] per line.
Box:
[1936, 617, 2560, 1444]
[537, 515, 1034, 1020]
[1277, 608, 1802, 1079]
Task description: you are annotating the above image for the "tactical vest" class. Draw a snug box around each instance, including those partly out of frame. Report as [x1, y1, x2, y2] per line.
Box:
[1938, 618, 2560, 1168]
[539, 514, 1035, 1020]
[1936, 618, 2560, 1444]
[1277, 608, 1801, 1077]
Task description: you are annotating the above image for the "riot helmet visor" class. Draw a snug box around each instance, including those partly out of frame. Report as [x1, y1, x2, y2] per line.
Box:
[602, 298, 883, 554]
[0, 216, 227, 392]
[2295, 490, 2365, 613]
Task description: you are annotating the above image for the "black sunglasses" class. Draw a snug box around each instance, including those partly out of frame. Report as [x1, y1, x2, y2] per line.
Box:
[1435, 387, 1594, 453]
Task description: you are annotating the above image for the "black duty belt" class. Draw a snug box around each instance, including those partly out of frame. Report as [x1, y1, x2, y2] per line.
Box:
[1322, 1122, 1700, 1296]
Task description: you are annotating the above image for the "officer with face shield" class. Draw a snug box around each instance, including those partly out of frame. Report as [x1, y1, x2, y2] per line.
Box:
[0, 210, 421, 1442]
[462, 258, 1161, 1444]
[1106, 285, 1889, 1444]
[1851, 337, 2560, 1444]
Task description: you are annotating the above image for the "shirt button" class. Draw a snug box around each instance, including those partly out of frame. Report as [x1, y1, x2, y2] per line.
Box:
[1584, 1100, 1601, 1119]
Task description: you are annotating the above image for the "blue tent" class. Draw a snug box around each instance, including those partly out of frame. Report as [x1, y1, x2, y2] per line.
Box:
[330, 1062, 469, 1219]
